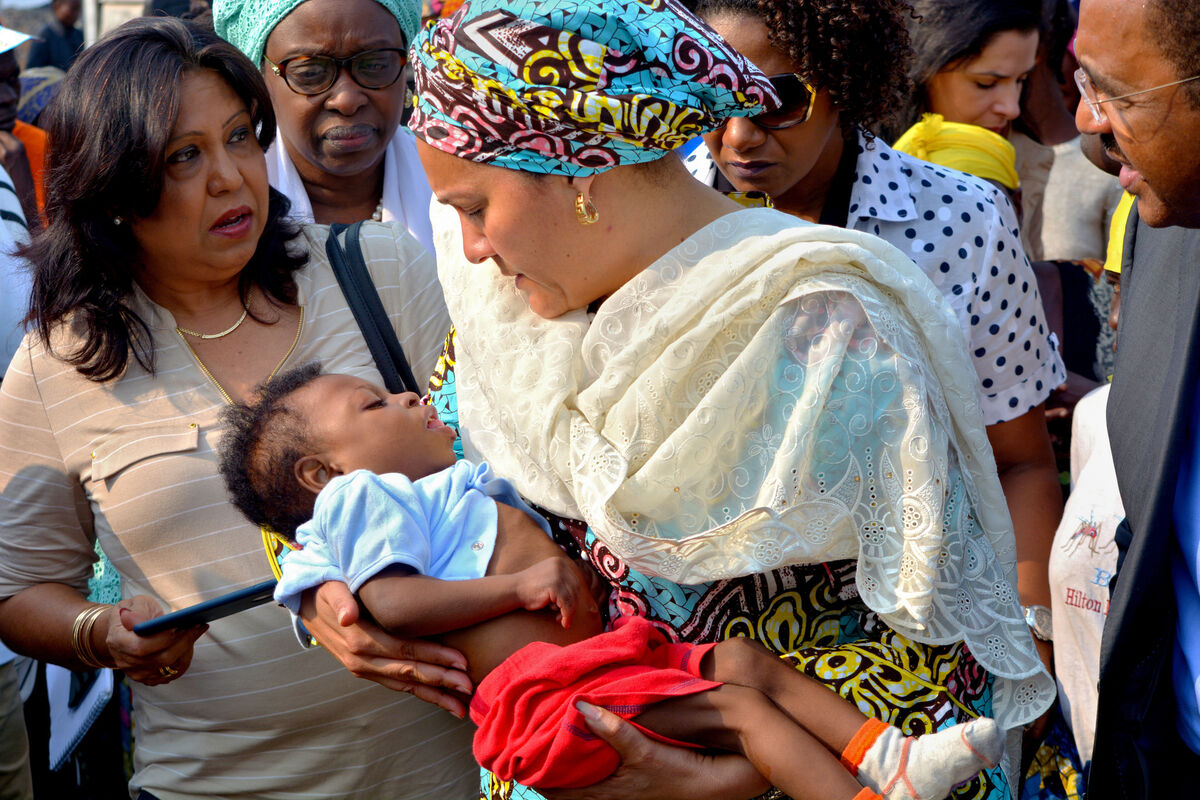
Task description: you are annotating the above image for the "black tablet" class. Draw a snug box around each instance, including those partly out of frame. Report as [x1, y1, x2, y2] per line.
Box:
[133, 579, 278, 636]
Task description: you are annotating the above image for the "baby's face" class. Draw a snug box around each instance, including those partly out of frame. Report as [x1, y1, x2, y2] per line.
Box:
[291, 374, 458, 481]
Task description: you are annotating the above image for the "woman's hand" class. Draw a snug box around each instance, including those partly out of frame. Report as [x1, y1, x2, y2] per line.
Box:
[105, 595, 208, 686]
[299, 580, 474, 718]
[541, 702, 768, 800]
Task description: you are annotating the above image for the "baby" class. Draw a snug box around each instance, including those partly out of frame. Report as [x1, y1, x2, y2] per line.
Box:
[218, 363, 1004, 800]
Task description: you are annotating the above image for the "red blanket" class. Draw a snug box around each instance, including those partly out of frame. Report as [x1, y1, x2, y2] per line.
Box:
[470, 616, 721, 789]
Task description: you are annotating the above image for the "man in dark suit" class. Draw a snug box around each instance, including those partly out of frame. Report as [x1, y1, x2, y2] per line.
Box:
[1074, 0, 1200, 796]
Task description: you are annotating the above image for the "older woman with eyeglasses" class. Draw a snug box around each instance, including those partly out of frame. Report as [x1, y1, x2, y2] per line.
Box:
[685, 1, 1065, 757]
[213, 0, 435, 253]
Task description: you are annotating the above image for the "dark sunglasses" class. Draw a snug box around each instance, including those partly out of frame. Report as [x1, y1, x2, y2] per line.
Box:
[721, 73, 816, 131]
[264, 48, 408, 96]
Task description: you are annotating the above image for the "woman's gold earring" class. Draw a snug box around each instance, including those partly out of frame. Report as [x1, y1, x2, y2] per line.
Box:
[574, 193, 599, 225]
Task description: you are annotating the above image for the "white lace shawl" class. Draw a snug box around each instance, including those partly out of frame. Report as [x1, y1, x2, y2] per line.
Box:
[437, 205, 1054, 728]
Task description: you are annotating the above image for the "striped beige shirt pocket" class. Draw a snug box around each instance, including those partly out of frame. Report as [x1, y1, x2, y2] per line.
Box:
[90, 423, 200, 485]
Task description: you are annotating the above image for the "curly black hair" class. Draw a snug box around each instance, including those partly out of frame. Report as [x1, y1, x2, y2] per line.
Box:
[689, 0, 915, 137]
[1146, 0, 1200, 109]
[218, 362, 325, 542]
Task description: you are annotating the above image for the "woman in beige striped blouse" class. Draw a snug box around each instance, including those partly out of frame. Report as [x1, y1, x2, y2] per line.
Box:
[0, 18, 475, 800]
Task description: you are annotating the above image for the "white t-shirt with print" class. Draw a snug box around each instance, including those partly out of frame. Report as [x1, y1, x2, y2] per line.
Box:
[1048, 383, 1121, 767]
[683, 133, 1065, 425]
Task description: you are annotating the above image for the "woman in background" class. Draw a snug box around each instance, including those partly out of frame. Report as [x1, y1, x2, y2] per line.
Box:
[214, 0, 435, 251]
[900, 0, 1041, 139]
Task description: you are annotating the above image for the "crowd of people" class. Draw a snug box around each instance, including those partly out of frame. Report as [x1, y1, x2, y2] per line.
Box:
[0, 0, 1194, 798]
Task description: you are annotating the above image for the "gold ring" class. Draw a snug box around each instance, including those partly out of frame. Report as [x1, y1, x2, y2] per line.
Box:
[158, 665, 179, 678]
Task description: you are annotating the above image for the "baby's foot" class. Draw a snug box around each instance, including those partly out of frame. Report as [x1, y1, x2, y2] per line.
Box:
[856, 717, 1003, 800]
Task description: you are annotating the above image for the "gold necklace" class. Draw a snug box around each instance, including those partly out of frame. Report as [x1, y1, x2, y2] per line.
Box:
[179, 306, 304, 405]
[176, 304, 250, 340]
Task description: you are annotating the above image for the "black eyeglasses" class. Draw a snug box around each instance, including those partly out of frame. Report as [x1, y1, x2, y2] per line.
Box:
[718, 73, 816, 131]
[264, 48, 407, 96]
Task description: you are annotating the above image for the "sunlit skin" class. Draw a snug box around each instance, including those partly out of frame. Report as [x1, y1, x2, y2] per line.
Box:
[699, 13, 843, 222]
[925, 29, 1039, 135]
[416, 141, 733, 320]
[290, 375, 458, 490]
[418, 146, 604, 318]
[129, 70, 269, 304]
[263, 0, 406, 223]
[1074, 0, 1200, 229]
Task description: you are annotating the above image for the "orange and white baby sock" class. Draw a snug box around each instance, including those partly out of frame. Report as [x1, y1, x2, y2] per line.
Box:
[840, 716, 1003, 800]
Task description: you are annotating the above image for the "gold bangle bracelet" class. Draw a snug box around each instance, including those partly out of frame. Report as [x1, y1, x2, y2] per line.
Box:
[76, 604, 109, 668]
[70, 604, 110, 669]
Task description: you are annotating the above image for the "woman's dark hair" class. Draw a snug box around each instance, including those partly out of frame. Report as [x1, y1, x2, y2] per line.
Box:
[23, 16, 307, 382]
[689, 0, 915, 138]
[900, 0, 1041, 131]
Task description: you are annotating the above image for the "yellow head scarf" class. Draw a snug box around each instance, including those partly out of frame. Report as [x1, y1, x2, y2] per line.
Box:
[893, 113, 1020, 190]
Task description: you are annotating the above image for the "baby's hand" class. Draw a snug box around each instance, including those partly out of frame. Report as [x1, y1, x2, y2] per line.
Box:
[514, 557, 590, 628]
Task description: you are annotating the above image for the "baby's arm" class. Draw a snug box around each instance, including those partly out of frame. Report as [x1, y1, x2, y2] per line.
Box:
[357, 556, 589, 637]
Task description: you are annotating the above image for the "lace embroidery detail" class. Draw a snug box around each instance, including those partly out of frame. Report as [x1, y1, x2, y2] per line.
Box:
[436, 204, 1053, 728]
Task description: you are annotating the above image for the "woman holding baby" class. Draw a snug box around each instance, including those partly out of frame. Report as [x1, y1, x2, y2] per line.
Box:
[0, 5, 1050, 800]
[297, 1, 1054, 799]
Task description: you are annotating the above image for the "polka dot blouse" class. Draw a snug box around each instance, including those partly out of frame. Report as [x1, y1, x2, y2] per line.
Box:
[683, 133, 1065, 426]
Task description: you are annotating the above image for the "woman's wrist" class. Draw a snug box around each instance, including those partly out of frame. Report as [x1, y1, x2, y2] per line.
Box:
[71, 603, 112, 669]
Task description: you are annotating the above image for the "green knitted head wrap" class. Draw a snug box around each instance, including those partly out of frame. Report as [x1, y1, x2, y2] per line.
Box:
[212, 0, 420, 67]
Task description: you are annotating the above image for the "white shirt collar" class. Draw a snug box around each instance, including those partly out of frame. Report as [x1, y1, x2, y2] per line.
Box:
[266, 128, 435, 256]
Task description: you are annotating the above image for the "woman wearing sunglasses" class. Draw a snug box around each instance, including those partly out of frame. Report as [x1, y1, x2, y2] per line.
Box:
[687, 0, 1064, 777]
[213, 0, 434, 254]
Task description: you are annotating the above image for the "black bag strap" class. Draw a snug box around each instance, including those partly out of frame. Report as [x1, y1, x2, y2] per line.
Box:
[325, 221, 421, 395]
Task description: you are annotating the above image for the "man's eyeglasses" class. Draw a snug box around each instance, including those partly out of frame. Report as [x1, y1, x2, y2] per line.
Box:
[1074, 67, 1200, 125]
[719, 73, 816, 131]
[265, 48, 407, 96]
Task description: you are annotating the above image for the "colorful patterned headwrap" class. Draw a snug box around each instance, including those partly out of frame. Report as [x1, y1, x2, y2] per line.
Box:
[409, 0, 780, 175]
[213, 0, 421, 68]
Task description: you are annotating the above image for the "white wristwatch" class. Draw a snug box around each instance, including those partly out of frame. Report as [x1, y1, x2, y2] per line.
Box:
[1023, 604, 1053, 642]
